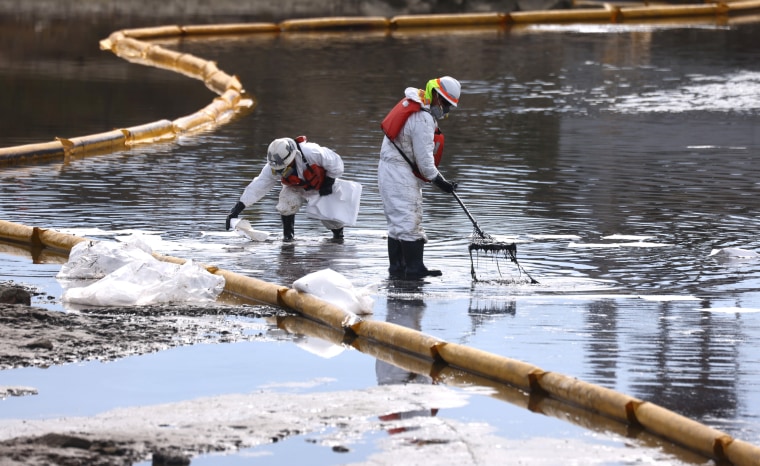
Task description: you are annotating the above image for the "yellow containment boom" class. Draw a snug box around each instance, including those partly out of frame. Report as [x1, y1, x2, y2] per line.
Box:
[509, 8, 616, 23]
[390, 12, 507, 28]
[279, 16, 391, 31]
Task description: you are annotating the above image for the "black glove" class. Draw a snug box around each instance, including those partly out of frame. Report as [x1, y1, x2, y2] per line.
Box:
[225, 201, 245, 230]
[432, 174, 457, 194]
[319, 176, 336, 196]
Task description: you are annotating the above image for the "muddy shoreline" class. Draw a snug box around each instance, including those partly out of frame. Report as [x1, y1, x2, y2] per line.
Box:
[0, 301, 283, 372]
[0, 282, 289, 464]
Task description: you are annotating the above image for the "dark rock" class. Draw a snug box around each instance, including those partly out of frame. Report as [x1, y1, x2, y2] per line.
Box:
[152, 450, 191, 466]
[24, 339, 54, 350]
[38, 433, 93, 450]
[0, 287, 31, 305]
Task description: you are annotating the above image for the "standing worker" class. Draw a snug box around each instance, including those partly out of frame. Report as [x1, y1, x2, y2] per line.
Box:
[378, 76, 461, 279]
[225, 136, 346, 242]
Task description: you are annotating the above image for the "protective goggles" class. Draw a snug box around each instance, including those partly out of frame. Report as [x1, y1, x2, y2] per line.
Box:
[272, 163, 295, 178]
[441, 99, 452, 113]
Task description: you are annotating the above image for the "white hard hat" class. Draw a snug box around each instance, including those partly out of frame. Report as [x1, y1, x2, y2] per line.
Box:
[436, 76, 461, 107]
[267, 138, 298, 170]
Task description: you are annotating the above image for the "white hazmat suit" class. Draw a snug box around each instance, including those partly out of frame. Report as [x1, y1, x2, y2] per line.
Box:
[240, 141, 344, 221]
[378, 87, 441, 242]
[226, 139, 346, 241]
[378, 76, 461, 279]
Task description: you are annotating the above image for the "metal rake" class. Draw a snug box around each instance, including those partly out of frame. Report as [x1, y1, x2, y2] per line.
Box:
[451, 191, 538, 284]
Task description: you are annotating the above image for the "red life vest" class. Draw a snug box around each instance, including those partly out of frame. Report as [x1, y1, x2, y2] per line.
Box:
[281, 164, 326, 190]
[381, 98, 421, 141]
[380, 97, 445, 182]
[280, 135, 327, 190]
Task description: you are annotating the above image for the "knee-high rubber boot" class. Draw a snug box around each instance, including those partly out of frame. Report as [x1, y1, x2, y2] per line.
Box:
[281, 215, 295, 242]
[330, 228, 344, 243]
[387, 237, 406, 278]
[401, 239, 442, 279]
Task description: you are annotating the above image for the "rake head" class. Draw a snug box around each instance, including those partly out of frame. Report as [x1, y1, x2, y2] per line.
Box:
[466, 230, 537, 284]
[468, 240, 517, 255]
[468, 228, 516, 254]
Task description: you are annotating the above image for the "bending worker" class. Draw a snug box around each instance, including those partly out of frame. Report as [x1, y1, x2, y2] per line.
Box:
[225, 136, 346, 242]
[379, 76, 461, 279]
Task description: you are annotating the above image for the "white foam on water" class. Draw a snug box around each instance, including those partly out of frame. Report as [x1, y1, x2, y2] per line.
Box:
[617, 241, 673, 248]
[55, 227, 166, 237]
[638, 295, 700, 302]
[529, 234, 581, 240]
[568, 241, 672, 249]
[703, 307, 760, 314]
[514, 292, 699, 303]
[602, 234, 653, 241]
[568, 242, 621, 249]
[686, 145, 746, 150]
[525, 23, 729, 34]
[612, 70, 760, 114]
[504, 277, 618, 294]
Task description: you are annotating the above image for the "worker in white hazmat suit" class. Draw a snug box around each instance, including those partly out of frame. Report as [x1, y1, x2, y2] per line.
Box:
[225, 136, 346, 242]
[378, 76, 461, 279]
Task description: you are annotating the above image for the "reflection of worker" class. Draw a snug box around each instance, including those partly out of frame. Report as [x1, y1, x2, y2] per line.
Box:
[225, 137, 345, 242]
[376, 296, 438, 433]
[376, 297, 430, 385]
[379, 76, 461, 279]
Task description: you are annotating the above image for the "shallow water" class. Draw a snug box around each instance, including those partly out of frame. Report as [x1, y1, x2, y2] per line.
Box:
[2, 15, 760, 464]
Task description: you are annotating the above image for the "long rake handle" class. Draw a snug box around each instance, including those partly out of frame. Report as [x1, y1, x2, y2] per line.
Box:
[451, 191, 488, 239]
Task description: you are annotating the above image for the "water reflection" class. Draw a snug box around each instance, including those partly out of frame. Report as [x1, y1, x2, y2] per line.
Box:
[585, 299, 620, 385]
[463, 295, 517, 345]
[633, 301, 742, 421]
[376, 291, 430, 385]
[375, 290, 440, 434]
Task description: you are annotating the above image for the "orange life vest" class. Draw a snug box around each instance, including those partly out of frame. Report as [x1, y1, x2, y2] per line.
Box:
[380, 97, 445, 182]
[381, 98, 421, 141]
[280, 136, 327, 190]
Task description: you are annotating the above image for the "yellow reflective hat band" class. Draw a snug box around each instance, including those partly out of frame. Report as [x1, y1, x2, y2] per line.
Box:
[424, 78, 439, 104]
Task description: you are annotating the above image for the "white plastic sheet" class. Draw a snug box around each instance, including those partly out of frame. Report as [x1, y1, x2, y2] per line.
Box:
[295, 336, 345, 359]
[304, 179, 362, 226]
[292, 268, 374, 315]
[230, 218, 270, 242]
[57, 238, 225, 306]
[58, 237, 154, 280]
[709, 247, 759, 259]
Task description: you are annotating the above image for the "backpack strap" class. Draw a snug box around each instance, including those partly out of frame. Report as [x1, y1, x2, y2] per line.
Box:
[383, 117, 442, 183]
[293, 135, 326, 190]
